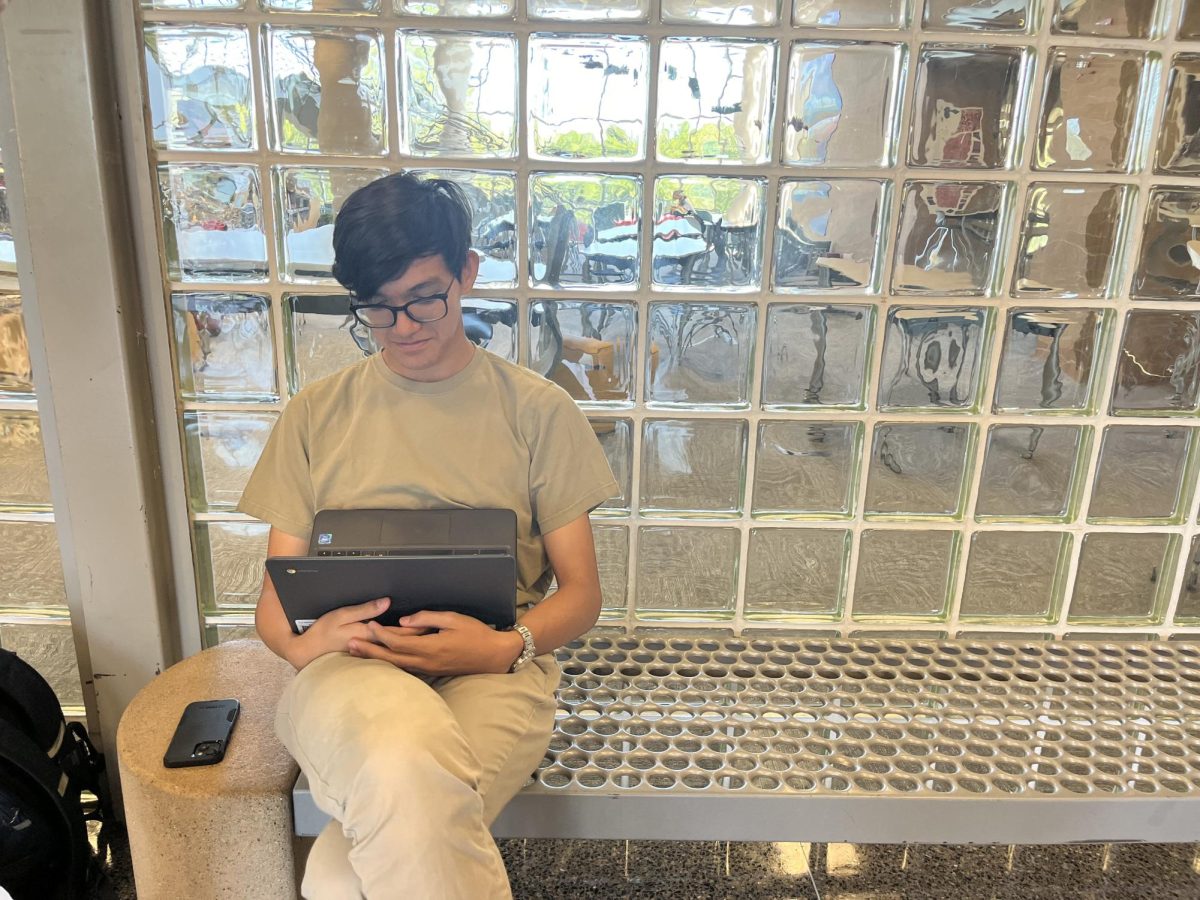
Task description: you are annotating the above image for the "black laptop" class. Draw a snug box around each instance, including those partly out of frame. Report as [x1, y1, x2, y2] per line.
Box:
[268, 508, 518, 633]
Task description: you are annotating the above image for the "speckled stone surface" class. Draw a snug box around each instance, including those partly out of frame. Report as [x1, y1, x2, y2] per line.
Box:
[115, 640, 298, 900]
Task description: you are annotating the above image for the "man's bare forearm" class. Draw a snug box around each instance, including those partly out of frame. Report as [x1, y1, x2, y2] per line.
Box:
[513, 581, 602, 658]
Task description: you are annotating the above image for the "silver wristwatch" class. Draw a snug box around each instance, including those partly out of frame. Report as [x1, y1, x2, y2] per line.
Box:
[508, 624, 537, 673]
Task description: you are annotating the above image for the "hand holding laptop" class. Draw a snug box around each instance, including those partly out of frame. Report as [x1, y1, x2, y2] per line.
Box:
[347, 609, 526, 677]
[282, 596, 434, 670]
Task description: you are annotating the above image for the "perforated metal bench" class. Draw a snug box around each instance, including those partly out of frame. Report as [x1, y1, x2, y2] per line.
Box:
[293, 633, 1200, 845]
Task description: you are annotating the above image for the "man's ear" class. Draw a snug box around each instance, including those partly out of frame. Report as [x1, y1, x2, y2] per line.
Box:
[459, 249, 481, 293]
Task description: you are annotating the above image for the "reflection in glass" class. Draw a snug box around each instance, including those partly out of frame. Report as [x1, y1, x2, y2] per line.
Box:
[158, 163, 267, 283]
[651, 176, 765, 291]
[284, 293, 369, 393]
[399, 30, 517, 158]
[635, 525, 739, 620]
[892, 180, 1011, 295]
[195, 521, 269, 611]
[1157, 54, 1200, 175]
[171, 293, 277, 402]
[0, 172, 13, 291]
[266, 26, 386, 155]
[640, 418, 747, 517]
[0, 295, 34, 395]
[461, 297, 517, 363]
[752, 420, 860, 518]
[531, 0, 647, 19]
[1175, 534, 1200, 622]
[529, 300, 636, 405]
[909, 45, 1028, 169]
[0, 522, 66, 610]
[657, 38, 777, 165]
[0, 412, 50, 509]
[0, 623, 82, 710]
[1035, 49, 1154, 174]
[183, 411, 278, 512]
[528, 35, 648, 162]
[142, 0, 243, 8]
[783, 42, 904, 169]
[878, 307, 989, 411]
[1013, 183, 1132, 298]
[975, 424, 1084, 521]
[960, 532, 1069, 622]
[263, 0, 378, 9]
[592, 523, 629, 616]
[774, 179, 888, 293]
[1112, 310, 1200, 416]
[589, 418, 632, 513]
[993, 308, 1107, 413]
[1051, 0, 1160, 38]
[143, 25, 254, 151]
[745, 528, 848, 621]
[1088, 426, 1195, 523]
[415, 169, 517, 287]
[922, 0, 1032, 29]
[852, 529, 957, 621]
[274, 166, 385, 282]
[864, 422, 974, 518]
[528, 172, 641, 289]
[761, 303, 872, 409]
[645, 303, 756, 408]
[1069, 533, 1176, 625]
[1132, 189, 1200, 300]
[1183, 1, 1200, 39]
[397, 0, 513, 14]
[792, 0, 908, 27]
[663, 0, 779, 24]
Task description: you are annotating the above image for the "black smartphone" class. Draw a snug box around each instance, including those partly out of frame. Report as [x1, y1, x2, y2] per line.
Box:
[163, 699, 240, 768]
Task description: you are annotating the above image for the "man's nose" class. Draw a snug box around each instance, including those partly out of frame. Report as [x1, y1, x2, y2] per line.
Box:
[391, 312, 422, 336]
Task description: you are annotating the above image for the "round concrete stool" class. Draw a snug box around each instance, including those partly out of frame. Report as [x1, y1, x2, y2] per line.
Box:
[117, 640, 299, 899]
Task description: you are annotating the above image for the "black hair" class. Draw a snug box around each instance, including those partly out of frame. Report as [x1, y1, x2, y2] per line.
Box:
[331, 172, 472, 300]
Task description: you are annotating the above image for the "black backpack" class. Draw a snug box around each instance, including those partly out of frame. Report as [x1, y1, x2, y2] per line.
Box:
[0, 647, 113, 899]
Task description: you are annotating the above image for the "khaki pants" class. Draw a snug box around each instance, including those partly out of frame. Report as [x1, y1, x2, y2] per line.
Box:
[275, 651, 561, 899]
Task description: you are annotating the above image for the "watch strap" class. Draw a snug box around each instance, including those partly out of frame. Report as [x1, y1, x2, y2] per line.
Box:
[509, 624, 537, 673]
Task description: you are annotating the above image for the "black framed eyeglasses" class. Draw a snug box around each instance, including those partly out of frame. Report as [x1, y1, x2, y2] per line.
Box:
[350, 280, 454, 329]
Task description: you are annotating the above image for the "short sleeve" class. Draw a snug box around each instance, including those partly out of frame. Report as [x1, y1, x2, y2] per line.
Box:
[528, 385, 619, 535]
[237, 395, 316, 541]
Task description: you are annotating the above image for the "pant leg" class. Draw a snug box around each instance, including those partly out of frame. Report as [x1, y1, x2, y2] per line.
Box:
[275, 651, 511, 900]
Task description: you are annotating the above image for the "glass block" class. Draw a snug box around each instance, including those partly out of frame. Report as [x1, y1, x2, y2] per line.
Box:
[922, 0, 1032, 29]
[1013, 183, 1132, 299]
[195, 521, 268, 610]
[639, 418, 747, 517]
[752, 420, 861, 518]
[1182, 1, 1200, 39]
[891, 181, 1011, 295]
[864, 422, 974, 518]
[1111, 310, 1200, 416]
[274, 166, 385, 283]
[171, 292, 277, 402]
[284, 293, 370, 393]
[0, 294, 34, 396]
[745, 527, 849, 621]
[528, 172, 641, 289]
[0, 622, 82, 711]
[531, 0, 647, 19]
[590, 418, 632, 514]
[396, 0, 513, 14]
[657, 38, 777, 166]
[993, 308, 1108, 414]
[651, 176, 765, 292]
[0, 411, 51, 509]
[852, 529, 957, 621]
[266, 26, 386, 155]
[1131, 188, 1200, 300]
[158, 164, 267, 283]
[0, 522, 66, 610]
[528, 35, 648, 163]
[663, 0, 779, 25]
[182, 411, 278, 512]
[0, 172, 14, 291]
[592, 522, 629, 616]
[1175, 534, 1200, 622]
[761, 303, 873, 409]
[635, 525, 739, 620]
[783, 42, 904, 169]
[877, 307, 990, 411]
[909, 45, 1028, 170]
[774, 179, 888, 293]
[142, 0, 244, 7]
[206, 623, 260, 646]
[959, 531, 1070, 623]
[143, 25, 255, 152]
[1088, 426, 1195, 524]
[1051, 0, 1161, 38]
[645, 303, 757, 408]
[975, 424, 1086, 521]
[461, 297, 517, 362]
[415, 169, 517, 287]
[399, 30, 517, 159]
[792, 0, 908, 27]
[1034, 49, 1155, 174]
[1157, 54, 1200, 175]
[263, 0, 379, 10]
[1068, 532, 1177, 625]
[529, 300, 636, 406]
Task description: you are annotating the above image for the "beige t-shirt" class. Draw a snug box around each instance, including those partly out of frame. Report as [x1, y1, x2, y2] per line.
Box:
[238, 348, 618, 607]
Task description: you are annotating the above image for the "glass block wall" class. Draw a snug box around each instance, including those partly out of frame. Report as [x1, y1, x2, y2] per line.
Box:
[136, 0, 1200, 646]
